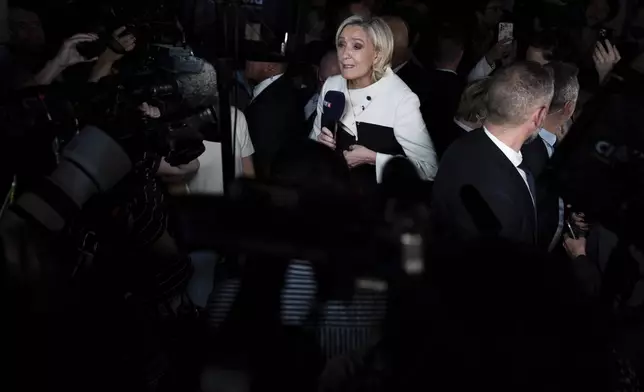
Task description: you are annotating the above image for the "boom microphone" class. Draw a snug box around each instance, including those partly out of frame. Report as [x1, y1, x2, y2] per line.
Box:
[321, 91, 346, 136]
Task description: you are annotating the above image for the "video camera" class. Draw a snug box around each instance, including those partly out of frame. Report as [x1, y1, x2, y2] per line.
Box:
[0, 45, 220, 173]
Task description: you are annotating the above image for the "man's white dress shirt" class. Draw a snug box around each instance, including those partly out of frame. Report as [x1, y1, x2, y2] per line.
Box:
[468, 56, 495, 82]
[304, 92, 319, 120]
[393, 61, 409, 73]
[435, 68, 458, 75]
[187, 107, 255, 195]
[484, 127, 535, 204]
[538, 128, 566, 251]
[251, 73, 284, 101]
[454, 118, 475, 132]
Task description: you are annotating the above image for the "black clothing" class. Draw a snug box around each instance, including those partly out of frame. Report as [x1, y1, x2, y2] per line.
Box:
[245, 76, 303, 179]
[432, 129, 537, 245]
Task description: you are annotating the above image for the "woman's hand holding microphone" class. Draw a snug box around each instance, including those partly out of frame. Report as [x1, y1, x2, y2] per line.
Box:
[318, 127, 337, 149]
[317, 127, 376, 168]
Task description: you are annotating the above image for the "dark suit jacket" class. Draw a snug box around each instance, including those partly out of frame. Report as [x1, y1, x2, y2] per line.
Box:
[396, 60, 431, 105]
[432, 129, 537, 245]
[521, 136, 561, 251]
[425, 70, 466, 158]
[397, 63, 465, 158]
[245, 75, 304, 179]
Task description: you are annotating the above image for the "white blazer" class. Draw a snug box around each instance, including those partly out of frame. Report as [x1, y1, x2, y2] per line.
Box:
[310, 67, 438, 182]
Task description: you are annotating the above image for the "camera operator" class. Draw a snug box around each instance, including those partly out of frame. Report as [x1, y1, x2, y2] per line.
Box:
[139, 102, 201, 190]
[1, 124, 139, 391]
[140, 102, 255, 195]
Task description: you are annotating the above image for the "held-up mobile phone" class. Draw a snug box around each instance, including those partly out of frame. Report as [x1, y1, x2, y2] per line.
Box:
[498, 22, 514, 42]
[599, 28, 613, 41]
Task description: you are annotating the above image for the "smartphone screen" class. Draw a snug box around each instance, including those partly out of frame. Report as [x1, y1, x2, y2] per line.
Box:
[498, 22, 514, 42]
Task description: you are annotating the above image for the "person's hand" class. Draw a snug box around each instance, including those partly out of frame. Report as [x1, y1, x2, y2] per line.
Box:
[486, 38, 513, 66]
[52, 33, 99, 69]
[564, 234, 587, 259]
[501, 39, 517, 67]
[343, 145, 376, 168]
[570, 210, 590, 232]
[140, 102, 161, 119]
[593, 39, 621, 83]
[100, 26, 136, 64]
[317, 127, 336, 150]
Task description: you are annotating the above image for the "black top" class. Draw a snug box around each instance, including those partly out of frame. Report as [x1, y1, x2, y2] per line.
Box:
[336, 122, 405, 194]
[245, 75, 304, 179]
[522, 135, 561, 251]
[424, 69, 466, 158]
[432, 129, 537, 246]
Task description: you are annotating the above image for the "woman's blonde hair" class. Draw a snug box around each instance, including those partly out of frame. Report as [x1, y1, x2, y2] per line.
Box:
[456, 78, 490, 123]
[335, 15, 394, 82]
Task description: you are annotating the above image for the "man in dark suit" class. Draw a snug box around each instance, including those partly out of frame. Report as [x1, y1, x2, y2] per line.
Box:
[383, 15, 430, 104]
[425, 31, 468, 158]
[522, 61, 580, 252]
[432, 62, 555, 246]
[304, 50, 340, 135]
[244, 47, 303, 179]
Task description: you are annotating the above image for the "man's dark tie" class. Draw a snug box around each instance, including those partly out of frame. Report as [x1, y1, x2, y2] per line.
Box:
[519, 161, 536, 204]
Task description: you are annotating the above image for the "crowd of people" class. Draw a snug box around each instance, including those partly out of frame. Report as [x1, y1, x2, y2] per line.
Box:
[2, 0, 644, 391]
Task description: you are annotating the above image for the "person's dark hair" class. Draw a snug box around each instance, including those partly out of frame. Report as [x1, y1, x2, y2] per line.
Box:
[433, 29, 465, 65]
[486, 61, 554, 126]
[528, 30, 559, 61]
[544, 61, 580, 112]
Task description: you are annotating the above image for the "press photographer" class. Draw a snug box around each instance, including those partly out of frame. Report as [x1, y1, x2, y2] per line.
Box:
[1, 10, 226, 391]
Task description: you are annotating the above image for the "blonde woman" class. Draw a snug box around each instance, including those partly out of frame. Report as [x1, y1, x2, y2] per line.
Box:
[311, 15, 437, 192]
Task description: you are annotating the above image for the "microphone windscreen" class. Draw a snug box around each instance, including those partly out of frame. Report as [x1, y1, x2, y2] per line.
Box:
[176, 61, 219, 109]
[321, 90, 345, 129]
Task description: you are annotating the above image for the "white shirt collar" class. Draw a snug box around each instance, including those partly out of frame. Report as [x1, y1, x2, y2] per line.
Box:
[454, 118, 474, 132]
[393, 61, 409, 73]
[304, 92, 319, 119]
[252, 73, 284, 100]
[538, 128, 558, 148]
[483, 126, 523, 168]
[436, 68, 458, 75]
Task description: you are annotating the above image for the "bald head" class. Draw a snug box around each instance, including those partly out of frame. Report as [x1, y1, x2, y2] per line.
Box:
[382, 16, 411, 68]
[383, 16, 409, 49]
[319, 51, 340, 87]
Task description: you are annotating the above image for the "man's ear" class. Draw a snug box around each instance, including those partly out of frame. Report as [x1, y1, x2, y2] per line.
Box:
[532, 105, 549, 128]
[563, 100, 577, 118]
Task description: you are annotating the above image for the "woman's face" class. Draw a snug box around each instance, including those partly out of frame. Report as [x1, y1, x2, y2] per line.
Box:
[337, 25, 377, 84]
